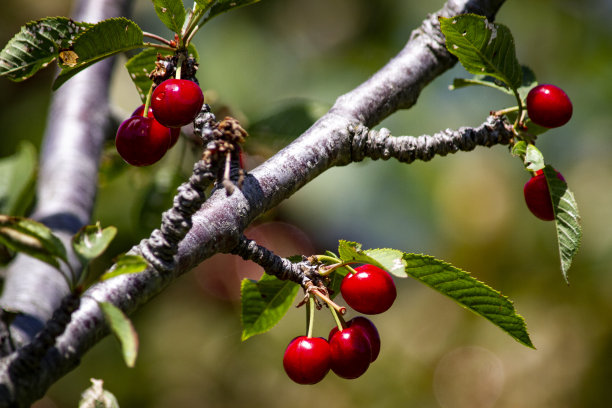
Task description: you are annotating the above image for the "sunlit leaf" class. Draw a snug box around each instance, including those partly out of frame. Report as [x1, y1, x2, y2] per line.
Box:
[0, 17, 92, 81]
[53, 18, 144, 90]
[524, 144, 545, 171]
[194, 0, 260, 24]
[338, 240, 406, 278]
[440, 14, 522, 91]
[0, 215, 67, 269]
[241, 274, 300, 341]
[98, 301, 139, 367]
[71, 223, 117, 266]
[402, 253, 534, 348]
[101, 254, 148, 281]
[544, 165, 582, 283]
[153, 0, 186, 34]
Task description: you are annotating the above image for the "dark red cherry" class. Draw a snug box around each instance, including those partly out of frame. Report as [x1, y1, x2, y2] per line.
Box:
[329, 326, 371, 379]
[526, 84, 573, 128]
[340, 264, 397, 315]
[524, 169, 565, 221]
[329, 316, 381, 363]
[132, 104, 180, 148]
[115, 116, 170, 166]
[151, 78, 204, 128]
[282, 336, 331, 384]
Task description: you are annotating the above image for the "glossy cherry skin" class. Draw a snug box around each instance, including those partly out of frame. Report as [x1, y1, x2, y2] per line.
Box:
[328, 327, 371, 379]
[151, 78, 204, 128]
[329, 316, 381, 362]
[524, 169, 565, 221]
[283, 336, 331, 385]
[132, 104, 180, 148]
[526, 84, 573, 128]
[341, 264, 397, 315]
[115, 116, 170, 166]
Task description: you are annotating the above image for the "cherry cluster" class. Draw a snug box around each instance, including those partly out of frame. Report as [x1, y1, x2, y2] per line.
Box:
[115, 78, 204, 166]
[283, 264, 397, 384]
[523, 84, 572, 221]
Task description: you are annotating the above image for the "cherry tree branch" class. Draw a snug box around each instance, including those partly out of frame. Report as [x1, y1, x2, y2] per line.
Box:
[0, 0, 507, 405]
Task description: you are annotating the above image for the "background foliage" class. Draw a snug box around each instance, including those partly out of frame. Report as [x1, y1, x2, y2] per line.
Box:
[1, 0, 612, 407]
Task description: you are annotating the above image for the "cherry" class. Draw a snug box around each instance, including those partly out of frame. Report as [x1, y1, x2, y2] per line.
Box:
[526, 84, 573, 128]
[523, 169, 565, 221]
[151, 78, 204, 128]
[132, 105, 180, 148]
[328, 326, 371, 379]
[329, 316, 381, 362]
[340, 264, 397, 315]
[282, 336, 331, 384]
[115, 115, 170, 166]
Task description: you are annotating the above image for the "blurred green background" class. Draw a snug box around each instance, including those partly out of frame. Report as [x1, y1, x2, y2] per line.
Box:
[2, 0, 612, 407]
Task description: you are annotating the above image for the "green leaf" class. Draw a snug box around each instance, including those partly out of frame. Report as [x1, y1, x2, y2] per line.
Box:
[125, 44, 199, 102]
[439, 14, 522, 91]
[0, 17, 92, 81]
[524, 144, 545, 172]
[98, 301, 139, 367]
[402, 253, 533, 348]
[511, 140, 527, 157]
[0, 141, 37, 216]
[71, 223, 117, 267]
[78, 379, 120, 408]
[241, 273, 300, 341]
[194, 0, 260, 24]
[0, 215, 67, 269]
[101, 254, 148, 281]
[53, 18, 144, 90]
[543, 165, 582, 282]
[153, 0, 186, 34]
[450, 65, 537, 100]
[337, 240, 407, 278]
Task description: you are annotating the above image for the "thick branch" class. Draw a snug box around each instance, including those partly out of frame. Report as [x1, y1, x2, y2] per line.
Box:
[0, 0, 507, 405]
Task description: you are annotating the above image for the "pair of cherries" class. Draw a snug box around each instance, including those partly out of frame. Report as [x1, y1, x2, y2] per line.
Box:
[523, 84, 572, 221]
[115, 78, 204, 166]
[283, 264, 397, 384]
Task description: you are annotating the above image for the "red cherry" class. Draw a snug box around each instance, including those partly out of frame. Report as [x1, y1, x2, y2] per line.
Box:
[523, 169, 565, 221]
[151, 78, 204, 128]
[115, 116, 170, 166]
[132, 104, 180, 148]
[526, 84, 573, 128]
[282, 336, 331, 384]
[329, 327, 371, 379]
[340, 264, 397, 315]
[329, 316, 381, 362]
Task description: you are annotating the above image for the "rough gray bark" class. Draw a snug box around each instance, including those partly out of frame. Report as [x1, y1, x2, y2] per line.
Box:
[0, 0, 508, 406]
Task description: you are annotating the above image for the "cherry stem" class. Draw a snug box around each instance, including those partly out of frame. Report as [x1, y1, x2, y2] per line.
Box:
[306, 295, 315, 338]
[318, 261, 359, 276]
[492, 106, 519, 116]
[142, 32, 174, 47]
[329, 304, 347, 332]
[143, 84, 154, 117]
[175, 54, 185, 80]
[314, 254, 342, 264]
[143, 42, 175, 52]
[305, 282, 346, 315]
